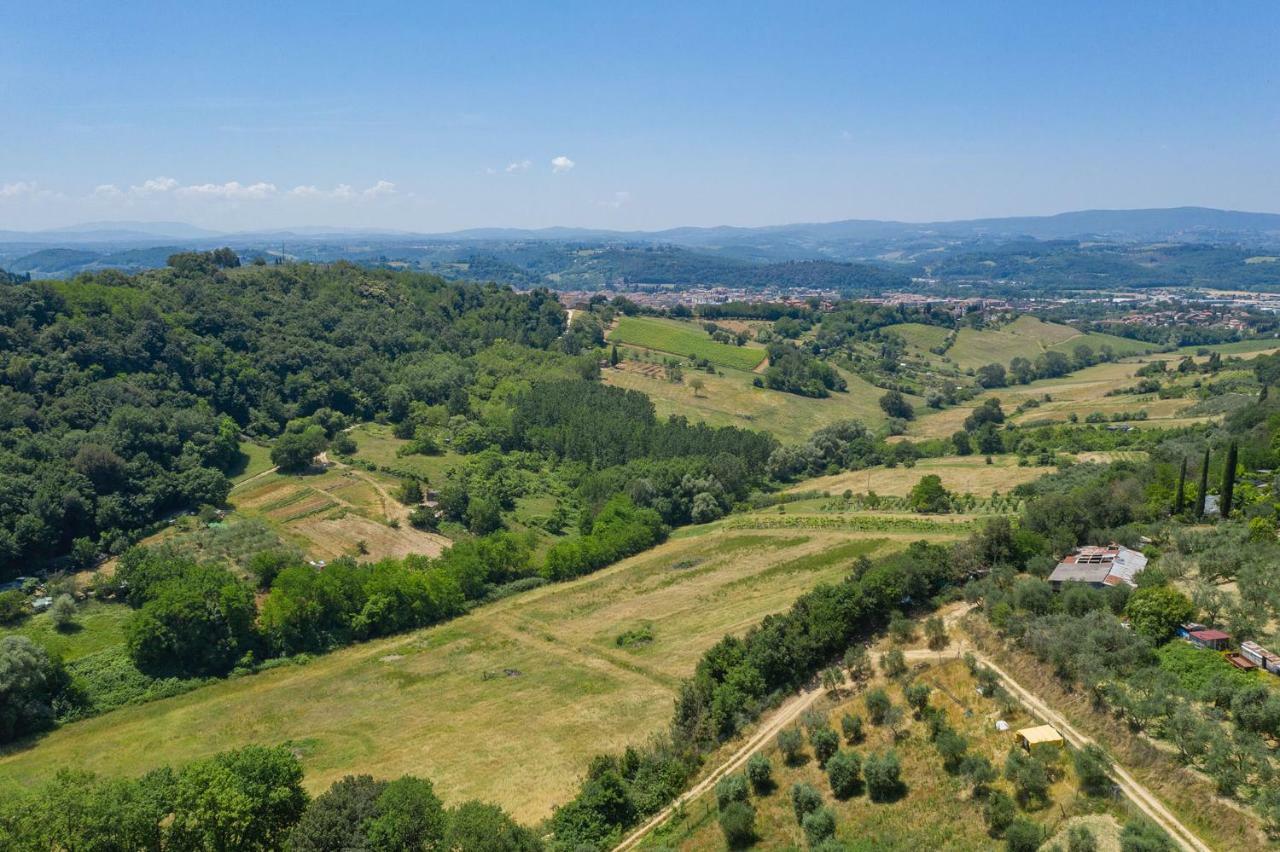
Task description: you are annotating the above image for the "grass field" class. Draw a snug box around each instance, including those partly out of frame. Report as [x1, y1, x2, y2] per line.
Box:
[228, 440, 275, 484]
[605, 361, 908, 439]
[643, 656, 1129, 850]
[790, 454, 1051, 499]
[0, 516, 975, 822]
[882, 322, 951, 353]
[344, 423, 465, 484]
[946, 316, 1154, 370]
[609, 316, 768, 372]
[2, 601, 132, 663]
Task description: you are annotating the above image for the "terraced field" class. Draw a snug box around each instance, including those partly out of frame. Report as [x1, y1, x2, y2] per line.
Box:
[609, 316, 768, 371]
[228, 465, 449, 562]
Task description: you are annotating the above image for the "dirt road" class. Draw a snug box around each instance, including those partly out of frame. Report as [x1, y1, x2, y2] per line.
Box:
[614, 644, 1208, 852]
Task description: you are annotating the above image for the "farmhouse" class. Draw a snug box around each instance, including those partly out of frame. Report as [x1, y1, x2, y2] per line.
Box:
[1047, 544, 1148, 591]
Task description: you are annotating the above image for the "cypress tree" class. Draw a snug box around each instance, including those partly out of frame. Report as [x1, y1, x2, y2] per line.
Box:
[1173, 456, 1187, 516]
[1195, 447, 1209, 519]
[610, 343, 620, 367]
[1221, 441, 1238, 518]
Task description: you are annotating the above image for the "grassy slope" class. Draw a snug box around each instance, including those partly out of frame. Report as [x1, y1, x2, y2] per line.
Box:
[344, 423, 465, 484]
[2, 602, 132, 663]
[605, 362, 905, 440]
[609, 316, 767, 372]
[644, 656, 1130, 850]
[904, 356, 1215, 440]
[947, 316, 1153, 370]
[883, 322, 951, 352]
[790, 454, 1052, 498]
[0, 516, 971, 822]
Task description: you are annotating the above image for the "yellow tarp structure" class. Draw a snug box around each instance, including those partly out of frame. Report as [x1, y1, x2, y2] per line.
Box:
[1016, 724, 1063, 748]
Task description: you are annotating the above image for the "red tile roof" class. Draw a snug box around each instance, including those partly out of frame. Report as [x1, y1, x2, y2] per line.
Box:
[1190, 629, 1230, 641]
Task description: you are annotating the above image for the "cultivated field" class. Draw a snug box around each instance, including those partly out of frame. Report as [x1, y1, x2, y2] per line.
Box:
[609, 316, 768, 371]
[606, 361, 906, 439]
[228, 464, 449, 562]
[642, 656, 1129, 849]
[0, 518, 973, 822]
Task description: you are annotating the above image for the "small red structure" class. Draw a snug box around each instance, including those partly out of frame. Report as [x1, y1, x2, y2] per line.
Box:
[1188, 629, 1230, 651]
[1227, 654, 1257, 671]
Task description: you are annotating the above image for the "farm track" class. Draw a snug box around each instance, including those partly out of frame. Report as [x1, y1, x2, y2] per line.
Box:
[613, 620, 1208, 852]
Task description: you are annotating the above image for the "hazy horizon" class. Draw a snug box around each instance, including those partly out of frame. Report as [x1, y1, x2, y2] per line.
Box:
[4, 1, 1278, 232]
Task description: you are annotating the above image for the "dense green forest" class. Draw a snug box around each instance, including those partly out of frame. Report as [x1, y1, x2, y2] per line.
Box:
[0, 256, 567, 576]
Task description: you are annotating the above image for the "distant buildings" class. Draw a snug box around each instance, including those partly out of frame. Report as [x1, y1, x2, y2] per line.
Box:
[1047, 544, 1148, 591]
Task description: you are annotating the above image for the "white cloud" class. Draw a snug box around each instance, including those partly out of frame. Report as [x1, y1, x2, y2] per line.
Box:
[597, 191, 631, 209]
[551, 155, 576, 174]
[362, 180, 396, 198]
[134, 176, 179, 195]
[0, 181, 62, 200]
[505, 159, 532, 173]
[93, 184, 124, 199]
[0, 181, 39, 198]
[176, 180, 278, 200]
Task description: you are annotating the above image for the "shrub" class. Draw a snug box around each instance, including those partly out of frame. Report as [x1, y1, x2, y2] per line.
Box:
[826, 750, 862, 799]
[935, 727, 969, 773]
[802, 806, 837, 846]
[0, 636, 69, 743]
[1068, 824, 1098, 852]
[1005, 818, 1045, 852]
[983, 790, 1016, 837]
[778, 728, 805, 765]
[714, 772, 749, 810]
[0, 589, 26, 624]
[904, 681, 931, 717]
[791, 782, 823, 823]
[840, 712, 864, 744]
[881, 647, 907, 678]
[718, 800, 756, 848]
[1072, 744, 1112, 796]
[48, 594, 77, 631]
[1119, 818, 1175, 852]
[746, 753, 773, 794]
[864, 688, 892, 724]
[810, 727, 840, 768]
[863, 750, 904, 802]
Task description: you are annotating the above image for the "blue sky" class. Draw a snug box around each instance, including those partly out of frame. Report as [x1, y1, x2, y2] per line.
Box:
[2, 1, 1277, 232]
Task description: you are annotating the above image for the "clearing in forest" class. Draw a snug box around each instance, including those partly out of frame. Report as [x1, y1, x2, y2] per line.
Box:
[609, 316, 768, 372]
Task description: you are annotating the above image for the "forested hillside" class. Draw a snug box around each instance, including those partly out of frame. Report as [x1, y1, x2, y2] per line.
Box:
[0, 255, 566, 576]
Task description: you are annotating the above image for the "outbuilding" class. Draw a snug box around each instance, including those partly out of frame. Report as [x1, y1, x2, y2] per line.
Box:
[1016, 724, 1064, 751]
[1188, 629, 1230, 651]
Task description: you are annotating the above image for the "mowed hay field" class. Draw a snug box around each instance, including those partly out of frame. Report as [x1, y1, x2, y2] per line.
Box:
[606, 361, 906, 439]
[609, 316, 768, 372]
[228, 465, 449, 562]
[945, 315, 1154, 370]
[790, 454, 1050, 498]
[0, 521, 972, 822]
[643, 657, 1129, 850]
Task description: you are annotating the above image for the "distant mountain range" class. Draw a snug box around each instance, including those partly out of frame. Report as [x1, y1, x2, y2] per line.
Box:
[2, 207, 1279, 289]
[4, 206, 1280, 248]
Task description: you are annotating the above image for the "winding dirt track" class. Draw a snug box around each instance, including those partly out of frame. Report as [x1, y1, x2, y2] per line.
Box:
[613, 643, 1209, 852]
